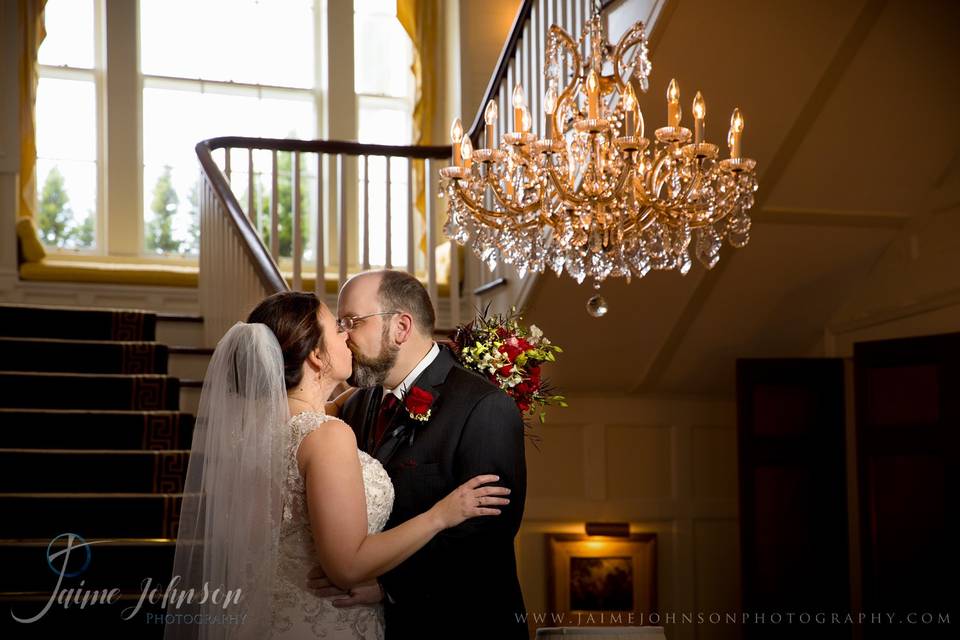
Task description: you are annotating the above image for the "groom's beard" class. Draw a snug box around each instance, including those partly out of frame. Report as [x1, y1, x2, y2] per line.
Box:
[348, 327, 399, 387]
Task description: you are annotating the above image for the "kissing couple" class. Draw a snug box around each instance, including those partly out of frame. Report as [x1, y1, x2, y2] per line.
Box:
[164, 270, 529, 639]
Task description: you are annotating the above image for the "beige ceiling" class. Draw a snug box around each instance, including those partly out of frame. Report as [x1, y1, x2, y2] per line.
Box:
[522, 0, 960, 395]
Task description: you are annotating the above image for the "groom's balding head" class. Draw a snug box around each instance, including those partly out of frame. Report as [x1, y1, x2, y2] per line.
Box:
[339, 269, 435, 337]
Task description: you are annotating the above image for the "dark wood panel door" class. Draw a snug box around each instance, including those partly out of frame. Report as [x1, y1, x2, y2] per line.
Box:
[854, 333, 959, 638]
[737, 359, 850, 640]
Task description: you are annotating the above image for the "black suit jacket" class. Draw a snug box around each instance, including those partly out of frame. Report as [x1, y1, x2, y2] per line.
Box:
[340, 345, 528, 639]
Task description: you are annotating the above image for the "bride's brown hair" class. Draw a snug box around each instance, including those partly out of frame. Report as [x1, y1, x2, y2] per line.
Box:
[247, 291, 328, 390]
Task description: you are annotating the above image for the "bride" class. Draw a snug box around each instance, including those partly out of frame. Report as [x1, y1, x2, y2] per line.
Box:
[163, 292, 510, 639]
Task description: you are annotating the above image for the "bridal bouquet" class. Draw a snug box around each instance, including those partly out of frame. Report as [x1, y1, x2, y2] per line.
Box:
[449, 306, 566, 438]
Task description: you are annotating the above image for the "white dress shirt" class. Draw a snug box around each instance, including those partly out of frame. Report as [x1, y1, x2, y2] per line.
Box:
[382, 342, 440, 401]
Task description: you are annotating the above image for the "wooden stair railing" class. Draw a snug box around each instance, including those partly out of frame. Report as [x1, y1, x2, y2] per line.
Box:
[196, 137, 452, 345]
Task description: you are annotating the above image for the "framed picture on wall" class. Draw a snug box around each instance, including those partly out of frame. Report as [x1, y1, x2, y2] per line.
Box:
[546, 533, 657, 619]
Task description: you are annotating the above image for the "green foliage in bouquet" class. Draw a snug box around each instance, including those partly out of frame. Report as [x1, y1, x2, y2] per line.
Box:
[448, 306, 566, 442]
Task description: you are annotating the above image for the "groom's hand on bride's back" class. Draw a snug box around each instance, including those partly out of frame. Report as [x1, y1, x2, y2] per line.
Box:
[307, 564, 348, 596]
[307, 565, 383, 606]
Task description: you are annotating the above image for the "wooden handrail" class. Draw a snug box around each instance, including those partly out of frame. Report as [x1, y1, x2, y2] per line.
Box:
[202, 136, 451, 160]
[196, 139, 288, 294]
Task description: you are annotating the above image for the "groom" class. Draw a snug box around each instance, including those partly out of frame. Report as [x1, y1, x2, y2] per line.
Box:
[329, 269, 528, 639]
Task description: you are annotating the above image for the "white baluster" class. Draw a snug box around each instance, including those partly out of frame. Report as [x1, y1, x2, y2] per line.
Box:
[293, 151, 302, 291]
[406, 158, 415, 275]
[270, 150, 280, 260]
[247, 148, 254, 224]
[316, 154, 325, 298]
[338, 154, 348, 289]
[385, 157, 392, 269]
[362, 154, 370, 270]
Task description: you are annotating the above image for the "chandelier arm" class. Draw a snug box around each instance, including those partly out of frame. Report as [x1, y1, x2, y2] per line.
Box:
[480, 171, 541, 215]
[451, 184, 516, 229]
[549, 25, 582, 139]
[546, 165, 591, 207]
[611, 24, 646, 87]
[644, 149, 700, 212]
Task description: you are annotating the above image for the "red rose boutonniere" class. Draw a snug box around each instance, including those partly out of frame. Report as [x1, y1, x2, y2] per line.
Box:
[404, 386, 434, 422]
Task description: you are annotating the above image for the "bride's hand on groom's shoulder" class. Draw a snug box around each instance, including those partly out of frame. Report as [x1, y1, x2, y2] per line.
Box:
[430, 474, 512, 530]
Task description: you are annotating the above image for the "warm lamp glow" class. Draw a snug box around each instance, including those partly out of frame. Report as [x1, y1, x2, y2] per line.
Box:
[484, 100, 498, 125]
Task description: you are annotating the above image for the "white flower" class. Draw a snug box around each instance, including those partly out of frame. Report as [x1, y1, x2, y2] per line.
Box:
[529, 324, 543, 342]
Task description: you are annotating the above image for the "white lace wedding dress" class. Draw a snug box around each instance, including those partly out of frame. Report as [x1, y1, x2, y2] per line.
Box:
[271, 411, 395, 639]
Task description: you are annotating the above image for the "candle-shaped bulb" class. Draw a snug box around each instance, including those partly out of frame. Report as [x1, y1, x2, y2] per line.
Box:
[484, 100, 498, 125]
[692, 92, 705, 120]
[512, 83, 526, 108]
[450, 118, 463, 143]
[692, 91, 705, 143]
[544, 85, 558, 140]
[667, 78, 679, 103]
[587, 69, 599, 94]
[730, 108, 744, 133]
[483, 100, 497, 149]
[727, 108, 744, 158]
[512, 83, 526, 133]
[544, 85, 558, 115]
[623, 82, 637, 111]
[667, 78, 680, 127]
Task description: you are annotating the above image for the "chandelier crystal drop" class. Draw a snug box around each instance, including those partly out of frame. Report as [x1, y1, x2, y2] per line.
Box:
[440, 3, 759, 307]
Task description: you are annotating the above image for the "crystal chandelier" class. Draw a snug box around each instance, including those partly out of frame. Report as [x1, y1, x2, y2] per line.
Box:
[441, 2, 759, 316]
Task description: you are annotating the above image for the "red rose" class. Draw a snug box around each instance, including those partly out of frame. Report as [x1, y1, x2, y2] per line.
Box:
[517, 400, 530, 413]
[529, 366, 541, 387]
[499, 337, 532, 362]
[404, 386, 434, 416]
[498, 364, 514, 377]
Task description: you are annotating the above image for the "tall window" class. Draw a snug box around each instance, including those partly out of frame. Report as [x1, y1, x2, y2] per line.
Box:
[354, 0, 415, 267]
[34, 0, 418, 262]
[36, 0, 98, 251]
[140, 0, 316, 257]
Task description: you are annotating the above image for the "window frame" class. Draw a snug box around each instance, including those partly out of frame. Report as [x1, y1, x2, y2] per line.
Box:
[34, 0, 416, 264]
[35, 0, 104, 255]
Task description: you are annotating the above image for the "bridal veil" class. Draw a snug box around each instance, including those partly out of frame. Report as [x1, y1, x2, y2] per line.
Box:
[163, 322, 291, 639]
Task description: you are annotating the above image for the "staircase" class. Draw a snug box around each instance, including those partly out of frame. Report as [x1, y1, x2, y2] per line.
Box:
[0, 303, 207, 637]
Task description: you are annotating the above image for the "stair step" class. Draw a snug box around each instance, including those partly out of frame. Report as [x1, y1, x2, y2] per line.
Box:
[0, 338, 168, 374]
[0, 537, 177, 593]
[0, 494, 183, 539]
[0, 373, 180, 410]
[0, 304, 156, 341]
[0, 450, 189, 493]
[156, 314, 205, 348]
[0, 410, 194, 450]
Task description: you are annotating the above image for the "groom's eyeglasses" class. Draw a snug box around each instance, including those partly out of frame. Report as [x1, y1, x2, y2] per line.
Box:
[337, 311, 399, 333]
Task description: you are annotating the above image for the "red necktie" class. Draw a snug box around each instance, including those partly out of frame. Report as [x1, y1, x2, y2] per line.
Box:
[374, 394, 399, 448]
